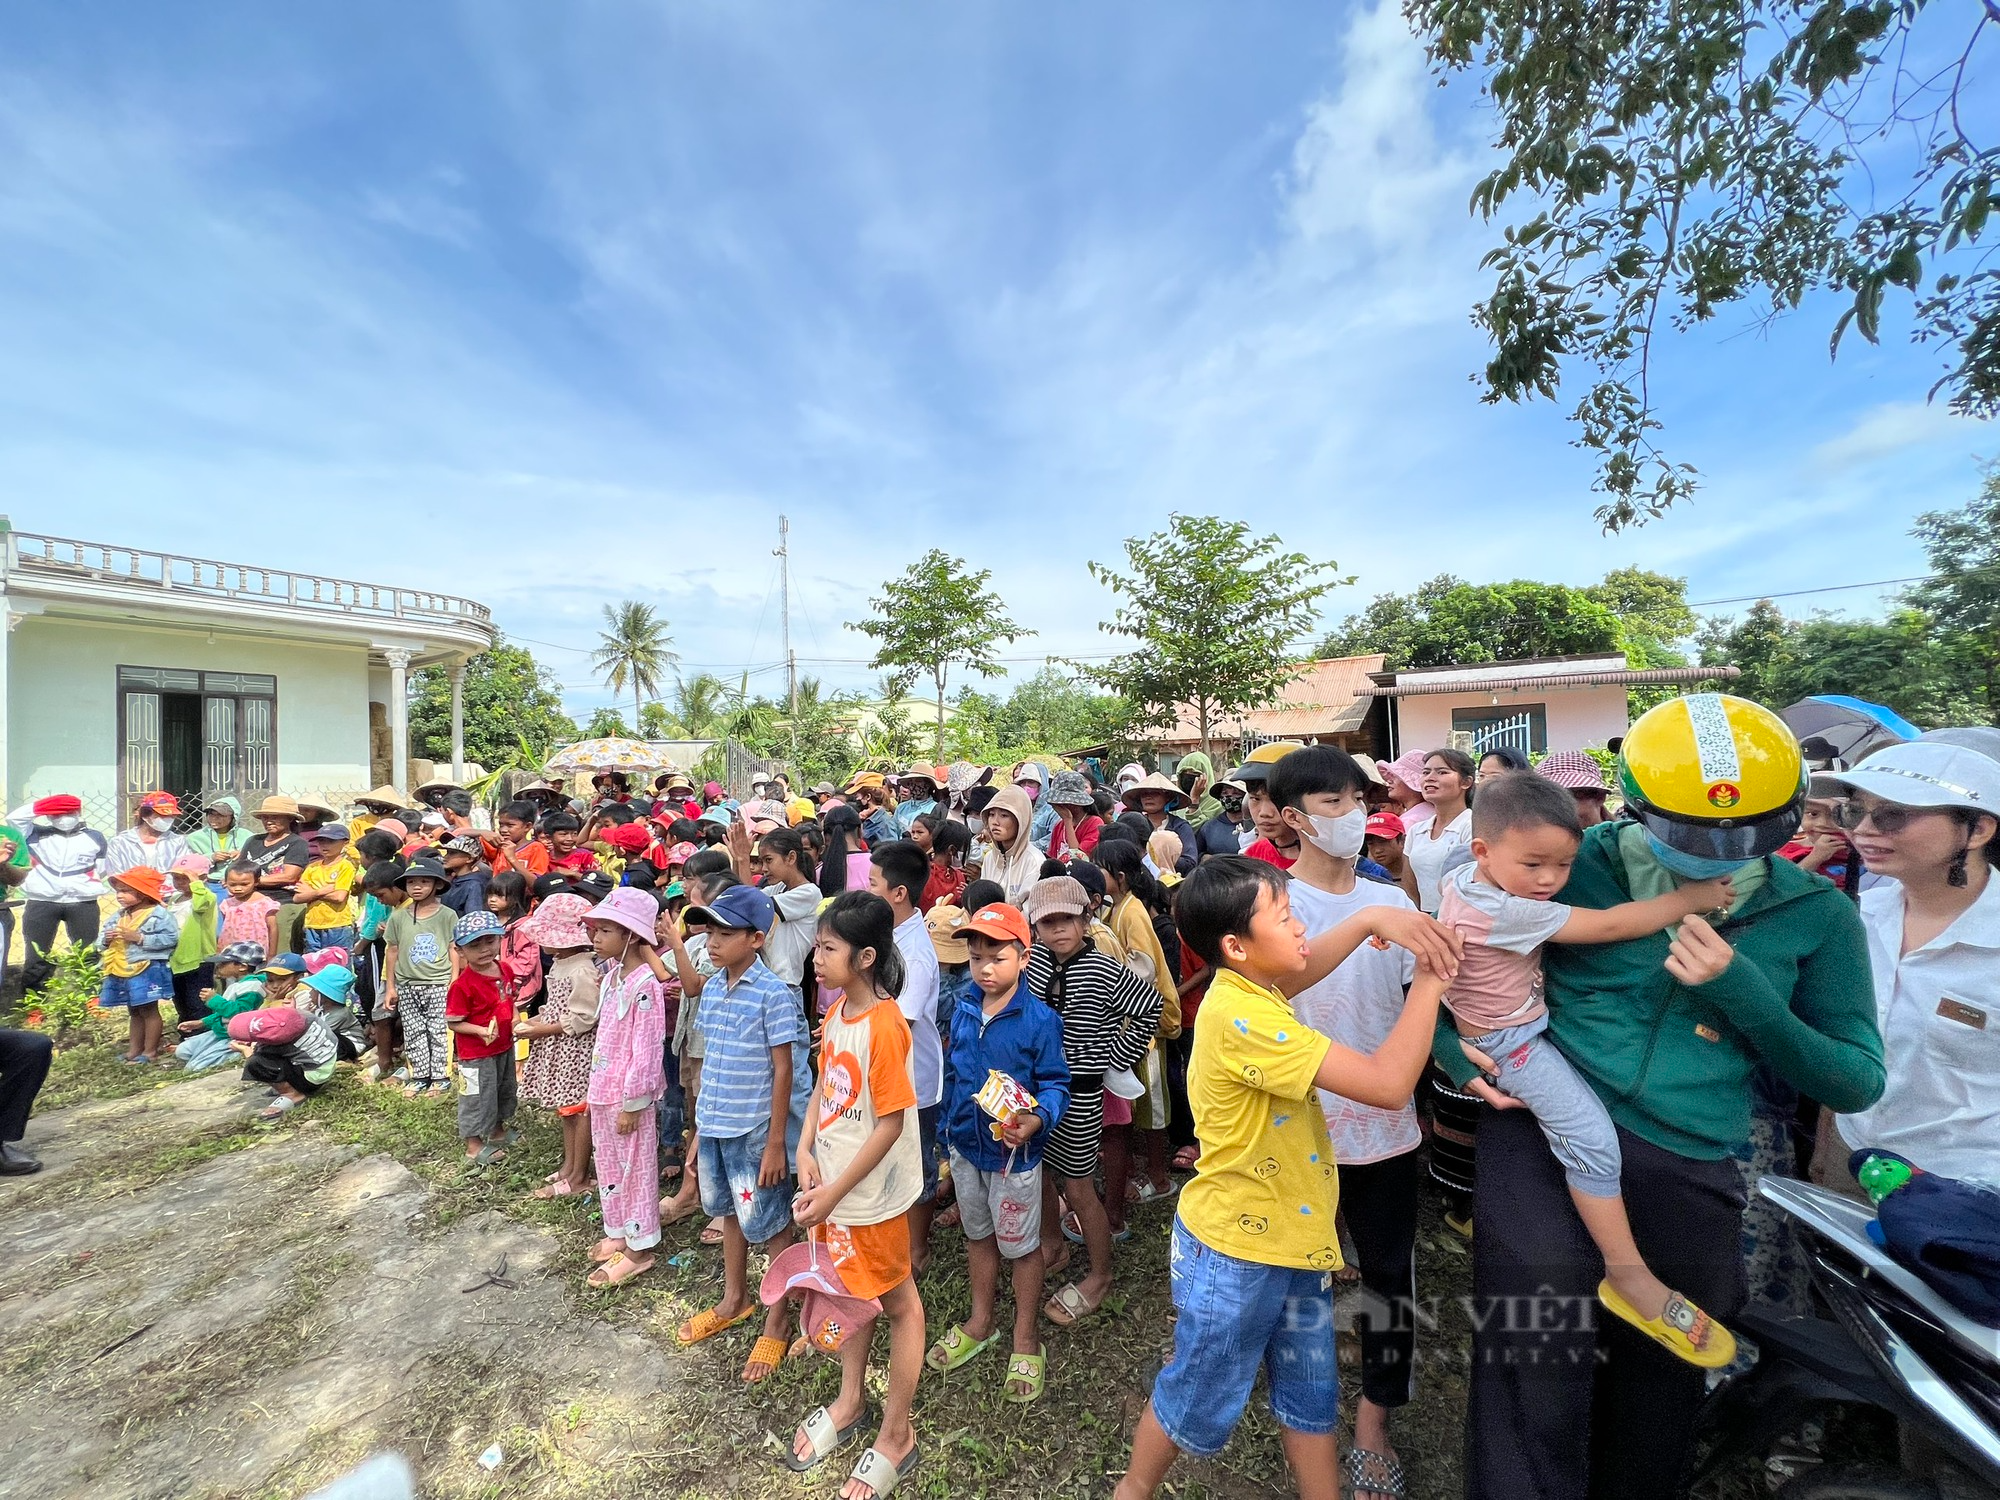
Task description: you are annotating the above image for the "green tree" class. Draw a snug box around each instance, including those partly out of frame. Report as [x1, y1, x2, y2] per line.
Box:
[408, 641, 576, 771]
[1086, 514, 1348, 758]
[1319, 575, 1466, 664]
[666, 672, 735, 738]
[1409, 0, 2000, 527]
[1321, 576, 1624, 668]
[1697, 599, 1795, 707]
[581, 707, 632, 738]
[1908, 469, 2000, 720]
[591, 601, 678, 728]
[854, 549, 1029, 760]
[994, 667, 1131, 753]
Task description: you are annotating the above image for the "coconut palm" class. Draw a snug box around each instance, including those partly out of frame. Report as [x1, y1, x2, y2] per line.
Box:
[670, 672, 734, 738]
[591, 601, 678, 730]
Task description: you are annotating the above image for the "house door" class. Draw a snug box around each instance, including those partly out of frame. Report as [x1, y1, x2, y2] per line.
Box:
[119, 666, 278, 825]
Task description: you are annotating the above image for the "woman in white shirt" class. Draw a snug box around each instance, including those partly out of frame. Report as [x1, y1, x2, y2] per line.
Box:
[1816, 739, 2000, 1189]
[1405, 748, 1475, 914]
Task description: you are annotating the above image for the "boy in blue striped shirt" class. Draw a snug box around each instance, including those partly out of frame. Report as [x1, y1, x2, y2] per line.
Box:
[679, 884, 815, 1385]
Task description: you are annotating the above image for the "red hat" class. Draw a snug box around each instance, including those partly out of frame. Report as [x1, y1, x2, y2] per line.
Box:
[109, 866, 167, 902]
[964, 903, 1031, 948]
[1365, 811, 1406, 840]
[605, 823, 653, 854]
[138, 790, 181, 814]
[33, 794, 82, 817]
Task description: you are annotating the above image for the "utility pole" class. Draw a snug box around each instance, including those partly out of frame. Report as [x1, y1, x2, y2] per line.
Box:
[776, 515, 797, 766]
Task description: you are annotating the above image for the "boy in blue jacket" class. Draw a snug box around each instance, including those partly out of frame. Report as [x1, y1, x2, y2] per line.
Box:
[926, 902, 1071, 1404]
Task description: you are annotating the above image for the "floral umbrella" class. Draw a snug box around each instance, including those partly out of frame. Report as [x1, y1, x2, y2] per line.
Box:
[543, 736, 668, 775]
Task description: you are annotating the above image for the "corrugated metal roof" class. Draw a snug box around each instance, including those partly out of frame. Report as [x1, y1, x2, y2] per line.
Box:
[1158, 655, 1386, 743]
[1358, 665, 1738, 697]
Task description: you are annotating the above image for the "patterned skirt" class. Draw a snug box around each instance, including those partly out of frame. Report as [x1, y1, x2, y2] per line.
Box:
[520, 1032, 595, 1113]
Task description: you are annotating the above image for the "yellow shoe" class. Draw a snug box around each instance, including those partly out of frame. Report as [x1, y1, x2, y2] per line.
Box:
[1597, 1280, 1737, 1369]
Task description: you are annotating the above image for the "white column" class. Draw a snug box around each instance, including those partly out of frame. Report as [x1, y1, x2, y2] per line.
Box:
[384, 648, 414, 798]
[449, 660, 466, 782]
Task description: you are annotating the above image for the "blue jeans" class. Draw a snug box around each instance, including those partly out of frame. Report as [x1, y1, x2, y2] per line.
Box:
[1149, 1216, 1339, 1455]
[175, 1031, 237, 1070]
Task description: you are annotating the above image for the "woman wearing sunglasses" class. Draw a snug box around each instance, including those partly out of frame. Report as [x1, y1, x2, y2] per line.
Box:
[1813, 737, 2000, 1194]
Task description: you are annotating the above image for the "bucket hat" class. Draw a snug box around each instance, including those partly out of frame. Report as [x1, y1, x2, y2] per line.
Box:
[215, 941, 267, 969]
[253, 795, 301, 819]
[108, 866, 167, 902]
[926, 904, 971, 963]
[302, 964, 356, 1003]
[396, 857, 449, 886]
[759, 1240, 882, 1354]
[1047, 770, 1095, 808]
[586, 886, 664, 942]
[1535, 749, 1610, 792]
[518, 892, 593, 950]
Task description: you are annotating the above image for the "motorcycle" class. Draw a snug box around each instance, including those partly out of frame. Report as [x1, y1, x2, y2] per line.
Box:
[1692, 1175, 2000, 1498]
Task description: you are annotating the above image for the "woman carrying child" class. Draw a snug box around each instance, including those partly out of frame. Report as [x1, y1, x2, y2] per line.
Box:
[517, 893, 602, 1199]
[786, 891, 927, 1497]
[98, 866, 180, 1065]
[582, 888, 670, 1289]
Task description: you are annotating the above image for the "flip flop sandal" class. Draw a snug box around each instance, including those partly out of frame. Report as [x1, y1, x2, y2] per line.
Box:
[255, 1096, 303, 1123]
[1597, 1280, 1738, 1369]
[533, 1178, 577, 1199]
[1131, 1180, 1180, 1205]
[846, 1443, 919, 1499]
[1342, 1446, 1408, 1500]
[659, 1198, 703, 1227]
[782, 1403, 875, 1473]
[1171, 1146, 1201, 1171]
[1003, 1345, 1047, 1404]
[585, 1251, 653, 1289]
[933, 1203, 961, 1231]
[473, 1144, 508, 1167]
[401, 1081, 427, 1098]
[589, 1238, 627, 1264]
[741, 1333, 790, 1384]
[925, 1324, 1001, 1373]
[675, 1304, 757, 1347]
[1042, 1282, 1102, 1327]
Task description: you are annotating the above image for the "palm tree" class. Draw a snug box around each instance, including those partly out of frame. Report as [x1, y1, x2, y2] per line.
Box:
[670, 672, 733, 738]
[591, 601, 678, 731]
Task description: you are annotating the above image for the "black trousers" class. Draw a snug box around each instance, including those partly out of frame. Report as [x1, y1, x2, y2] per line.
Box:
[1340, 1148, 1422, 1410]
[0, 1028, 55, 1142]
[1165, 1029, 1195, 1151]
[242, 1046, 321, 1095]
[1466, 1104, 1747, 1500]
[21, 899, 100, 990]
[171, 963, 213, 1024]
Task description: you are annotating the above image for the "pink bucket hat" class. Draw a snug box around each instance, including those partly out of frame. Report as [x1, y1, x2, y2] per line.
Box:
[585, 886, 659, 942]
[759, 1240, 882, 1354]
[518, 892, 593, 950]
[1378, 750, 1428, 796]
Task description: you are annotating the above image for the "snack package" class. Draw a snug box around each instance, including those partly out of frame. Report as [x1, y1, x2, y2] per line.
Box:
[975, 1069, 1037, 1141]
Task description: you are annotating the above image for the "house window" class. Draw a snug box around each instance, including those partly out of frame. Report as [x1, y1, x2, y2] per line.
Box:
[1451, 702, 1548, 756]
[118, 666, 278, 822]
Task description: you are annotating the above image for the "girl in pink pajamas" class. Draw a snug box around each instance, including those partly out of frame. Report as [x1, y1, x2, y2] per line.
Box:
[582, 888, 669, 1290]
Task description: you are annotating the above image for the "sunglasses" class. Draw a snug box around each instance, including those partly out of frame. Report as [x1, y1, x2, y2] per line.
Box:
[1834, 797, 1955, 834]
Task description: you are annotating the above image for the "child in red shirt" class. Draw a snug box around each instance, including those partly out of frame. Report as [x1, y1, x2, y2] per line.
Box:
[916, 817, 970, 912]
[446, 911, 518, 1166]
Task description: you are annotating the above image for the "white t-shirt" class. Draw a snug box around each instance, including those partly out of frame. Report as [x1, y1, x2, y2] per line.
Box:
[813, 995, 924, 1226]
[892, 909, 944, 1108]
[762, 881, 823, 986]
[1407, 807, 1472, 914]
[1837, 877, 2000, 1180]
[1286, 875, 1422, 1165]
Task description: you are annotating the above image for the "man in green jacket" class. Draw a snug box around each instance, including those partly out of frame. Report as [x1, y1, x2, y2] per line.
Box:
[1437, 696, 1884, 1500]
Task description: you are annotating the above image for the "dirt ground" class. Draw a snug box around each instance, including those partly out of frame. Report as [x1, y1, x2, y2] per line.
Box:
[0, 1038, 1479, 1500]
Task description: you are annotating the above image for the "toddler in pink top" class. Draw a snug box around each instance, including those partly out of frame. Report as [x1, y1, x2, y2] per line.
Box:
[1438, 773, 1738, 1368]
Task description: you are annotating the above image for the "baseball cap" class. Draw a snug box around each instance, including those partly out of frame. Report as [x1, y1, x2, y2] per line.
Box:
[1023, 876, 1087, 924]
[444, 834, 484, 858]
[452, 911, 506, 947]
[139, 790, 181, 814]
[684, 883, 777, 933]
[263, 953, 308, 975]
[1365, 811, 1407, 840]
[963, 903, 1031, 948]
[309, 822, 351, 843]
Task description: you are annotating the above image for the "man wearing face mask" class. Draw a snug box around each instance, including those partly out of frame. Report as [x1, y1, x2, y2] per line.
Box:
[105, 791, 191, 878]
[14, 794, 110, 993]
[1194, 775, 1253, 859]
[1265, 745, 1427, 1495]
[1434, 694, 1885, 1500]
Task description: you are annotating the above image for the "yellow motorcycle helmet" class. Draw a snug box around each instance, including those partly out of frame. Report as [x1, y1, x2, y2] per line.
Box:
[1226, 740, 1306, 787]
[1617, 694, 1807, 861]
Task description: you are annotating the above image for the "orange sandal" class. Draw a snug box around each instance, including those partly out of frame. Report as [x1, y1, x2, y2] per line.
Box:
[676, 1304, 757, 1347]
[742, 1333, 790, 1383]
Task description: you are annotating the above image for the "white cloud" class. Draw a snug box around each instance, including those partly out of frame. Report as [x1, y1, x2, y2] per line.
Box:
[1810, 399, 1979, 470]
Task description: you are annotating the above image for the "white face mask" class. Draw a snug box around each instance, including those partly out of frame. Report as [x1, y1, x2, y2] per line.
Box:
[146, 816, 176, 834]
[1298, 807, 1367, 860]
[52, 815, 81, 833]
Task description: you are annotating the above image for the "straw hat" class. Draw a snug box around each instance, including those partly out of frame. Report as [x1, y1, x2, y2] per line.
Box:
[253, 794, 301, 819]
[356, 785, 405, 810]
[1119, 772, 1190, 810]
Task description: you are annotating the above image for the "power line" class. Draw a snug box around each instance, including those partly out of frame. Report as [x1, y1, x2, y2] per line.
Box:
[1687, 561, 2000, 610]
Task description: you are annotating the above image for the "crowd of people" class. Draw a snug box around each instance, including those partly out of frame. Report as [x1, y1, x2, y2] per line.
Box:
[1, 693, 1995, 1500]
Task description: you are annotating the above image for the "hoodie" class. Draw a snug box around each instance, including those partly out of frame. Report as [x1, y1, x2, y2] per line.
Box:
[186, 796, 246, 865]
[980, 784, 1045, 907]
[1177, 751, 1225, 828]
[1021, 762, 1059, 851]
[943, 980, 1072, 1173]
[1433, 820, 1884, 1160]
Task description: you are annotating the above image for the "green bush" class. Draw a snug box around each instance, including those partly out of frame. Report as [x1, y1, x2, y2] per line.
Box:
[25, 942, 102, 1047]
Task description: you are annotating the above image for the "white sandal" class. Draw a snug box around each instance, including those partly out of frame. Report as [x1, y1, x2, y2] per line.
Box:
[846, 1444, 919, 1498]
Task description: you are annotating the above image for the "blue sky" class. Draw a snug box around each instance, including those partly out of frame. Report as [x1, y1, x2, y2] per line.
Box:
[1, 1, 1990, 721]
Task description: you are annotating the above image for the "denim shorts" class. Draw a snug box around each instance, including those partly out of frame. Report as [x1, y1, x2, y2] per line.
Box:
[1150, 1216, 1339, 1455]
[698, 1114, 801, 1245]
[100, 963, 174, 1009]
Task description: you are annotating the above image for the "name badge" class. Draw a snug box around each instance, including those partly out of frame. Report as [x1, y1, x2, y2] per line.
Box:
[1937, 998, 1988, 1031]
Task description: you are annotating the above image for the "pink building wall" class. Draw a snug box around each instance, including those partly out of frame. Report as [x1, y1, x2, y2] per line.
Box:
[1392, 684, 1631, 755]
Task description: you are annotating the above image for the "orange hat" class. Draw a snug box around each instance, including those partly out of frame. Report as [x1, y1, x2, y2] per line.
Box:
[109, 866, 167, 902]
[963, 903, 1031, 948]
[138, 791, 181, 815]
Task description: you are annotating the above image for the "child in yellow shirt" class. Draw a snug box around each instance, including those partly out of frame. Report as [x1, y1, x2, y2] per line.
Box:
[295, 823, 360, 955]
